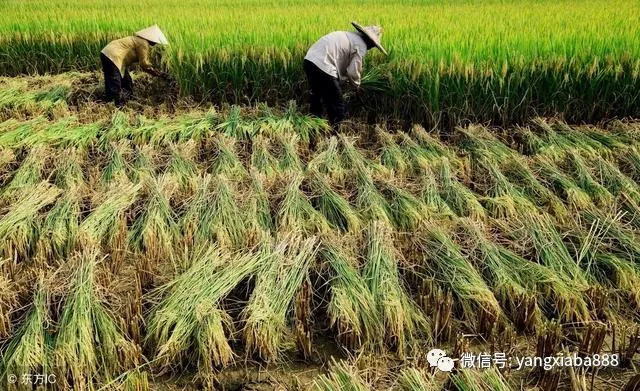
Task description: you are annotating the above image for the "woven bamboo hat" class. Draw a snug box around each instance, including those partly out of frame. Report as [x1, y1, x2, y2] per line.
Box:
[135, 25, 169, 45]
[351, 22, 387, 55]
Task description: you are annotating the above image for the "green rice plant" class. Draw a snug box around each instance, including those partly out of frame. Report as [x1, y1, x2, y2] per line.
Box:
[364, 221, 429, 355]
[309, 171, 360, 232]
[215, 105, 256, 140]
[3, 145, 49, 197]
[129, 174, 179, 260]
[534, 155, 592, 210]
[146, 245, 268, 373]
[210, 133, 245, 177]
[37, 189, 81, 259]
[54, 249, 140, 390]
[244, 234, 317, 361]
[565, 150, 614, 207]
[1, 277, 52, 391]
[250, 134, 278, 179]
[450, 368, 513, 391]
[276, 172, 330, 234]
[312, 358, 369, 391]
[276, 132, 303, 172]
[100, 141, 132, 184]
[52, 147, 85, 189]
[415, 223, 502, 332]
[377, 127, 409, 176]
[307, 136, 347, 183]
[78, 181, 141, 258]
[323, 241, 383, 351]
[0, 182, 61, 259]
[434, 157, 485, 220]
[167, 141, 199, 192]
[379, 180, 431, 230]
[395, 368, 438, 391]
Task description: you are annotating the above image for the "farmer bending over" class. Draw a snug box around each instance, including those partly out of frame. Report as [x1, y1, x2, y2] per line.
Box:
[303, 22, 387, 131]
[100, 25, 169, 107]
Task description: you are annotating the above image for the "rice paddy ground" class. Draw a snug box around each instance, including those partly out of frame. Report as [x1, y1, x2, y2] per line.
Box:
[2, 73, 640, 390]
[1, 0, 639, 126]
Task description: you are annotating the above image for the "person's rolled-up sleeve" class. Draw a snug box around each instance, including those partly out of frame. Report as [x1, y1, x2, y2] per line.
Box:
[136, 42, 153, 70]
[347, 50, 364, 87]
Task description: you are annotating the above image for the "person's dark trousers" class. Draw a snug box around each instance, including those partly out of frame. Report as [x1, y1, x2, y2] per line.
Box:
[100, 53, 132, 105]
[303, 59, 345, 130]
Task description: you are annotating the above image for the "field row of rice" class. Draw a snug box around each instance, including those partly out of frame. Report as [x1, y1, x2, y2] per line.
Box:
[1, 77, 640, 389]
[1, 0, 639, 124]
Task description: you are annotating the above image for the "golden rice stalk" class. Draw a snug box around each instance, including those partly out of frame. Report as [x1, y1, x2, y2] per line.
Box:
[276, 172, 330, 234]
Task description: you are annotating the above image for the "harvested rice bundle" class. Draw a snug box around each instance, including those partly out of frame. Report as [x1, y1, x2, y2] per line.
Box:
[434, 157, 485, 220]
[52, 122, 101, 149]
[1, 277, 50, 390]
[283, 100, 329, 143]
[182, 174, 216, 246]
[565, 150, 614, 207]
[216, 105, 257, 140]
[593, 252, 640, 307]
[37, 189, 82, 259]
[170, 110, 218, 142]
[250, 134, 278, 179]
[101, 111, 133, 142]
[618, 146, 640, 181]
[396, 368, 439, 391]
[276, 132, 303, 171]
[210, 175, 247, 248]
[377, 126, 409, 176]
[244, 234, 317, 361]
[0, 263, 17, 338]
[450, 367, 513, 391]
[52, 147, 85, 190]
[167, 141, 199, 192]
[312, 358, 370, 391]
[0, 182, 61, 259]
[309, 171, 360, 232]
[410, 125, 455, 161]
[0, 147, 15, 181]
[0, 118, 44, 149]
[593, 156, 640, 199]
[580, 209, 640, 262]
[323, 241, 383, 351]
[129, 174, 179, 260]
[379, 180, 431, 230]
[131, 144, 159, 180]
[2, 145, 50, 198]
[54, 249, 140, 390]
[78, 181, 140, 262]
[100, 141, 133, 184]
[307, 136, 347, 183]
[417, 164, 455, 217]
[364, 221, 429, 355]
[146, 245, 267, 373]
[397, 131, 434, 173]
[416, 223, 501, 332]
[210, 134, 246, 177]
[534, 155, 592, 210]
[276, 172, 330, 234]
[246, 170, 274, 235]
[514, 125, 547, 155]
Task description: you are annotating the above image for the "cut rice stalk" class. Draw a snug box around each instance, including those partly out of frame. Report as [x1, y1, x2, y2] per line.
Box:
[243, 234, 317, 361]
[0, 181, 61, 260]
[566, 150, 614, 207]
[397, 131, 435, 173]
[450, 367, 513, 391]
[276, 132, 303, 172]
[210, 134, 245, 177]
[418, 164, 455, 217]
[1, 276, 50, 387]
[434, 157, 485, 220]
[309, 171, 360, 232]
[181, 174, 216, 246]
[416, 223, 501, 333]
[246, 170, 274, 236]
[52, 147, 85, 190]
[364, 221, 430, 356]
[307, 136, 347, 183]
[209, 175, 247, 249]
[534, 155, 592, 210]
[54, 249, 140, 389]
[250, 134, 278, 179]
[146, 245, 268, 373]
[2, 145, 50, 198]
[276, 172, 330, 234]
[100, 141, 133, 184]
[377, 126, 409, 176]
[379, 180, 431, 230]
[323, 241, 383, 351]
[37, 188, 82, 259]
[167, 141, 200, 193]
[396, 368, 439, 391]
[312, 358, 370, 391]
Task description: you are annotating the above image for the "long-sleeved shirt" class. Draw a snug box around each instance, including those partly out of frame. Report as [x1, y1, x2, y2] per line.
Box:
[304, 31, 368, 87]
[101, 36, 152, 76]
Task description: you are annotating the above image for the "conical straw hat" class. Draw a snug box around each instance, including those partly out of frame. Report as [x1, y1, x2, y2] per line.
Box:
[351, 22, 387, 55]
[135, 25, 169, 45]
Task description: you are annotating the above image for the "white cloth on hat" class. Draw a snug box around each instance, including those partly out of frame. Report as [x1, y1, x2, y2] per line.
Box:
[304, 31, 368, 87]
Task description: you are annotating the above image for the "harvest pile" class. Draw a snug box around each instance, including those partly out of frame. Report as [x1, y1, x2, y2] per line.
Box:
[1, 75, 640, 389]
[1, 0, 639, 124]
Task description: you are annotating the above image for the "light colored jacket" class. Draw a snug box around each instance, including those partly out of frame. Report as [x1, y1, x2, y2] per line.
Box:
[304, 31, 368, 87]
[101, 36, 152, 76]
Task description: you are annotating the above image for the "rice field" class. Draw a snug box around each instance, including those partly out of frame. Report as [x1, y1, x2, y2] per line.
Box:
[1, 0, 639, 125]
[1, 73, 640, 389]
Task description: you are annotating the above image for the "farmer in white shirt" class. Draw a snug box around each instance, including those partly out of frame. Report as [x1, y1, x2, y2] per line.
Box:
[303, 22, 387, 130]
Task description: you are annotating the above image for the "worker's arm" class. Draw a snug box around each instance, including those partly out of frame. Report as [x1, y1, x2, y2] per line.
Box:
[136, 41, 165, 77]
[346, 49, 364, 88]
